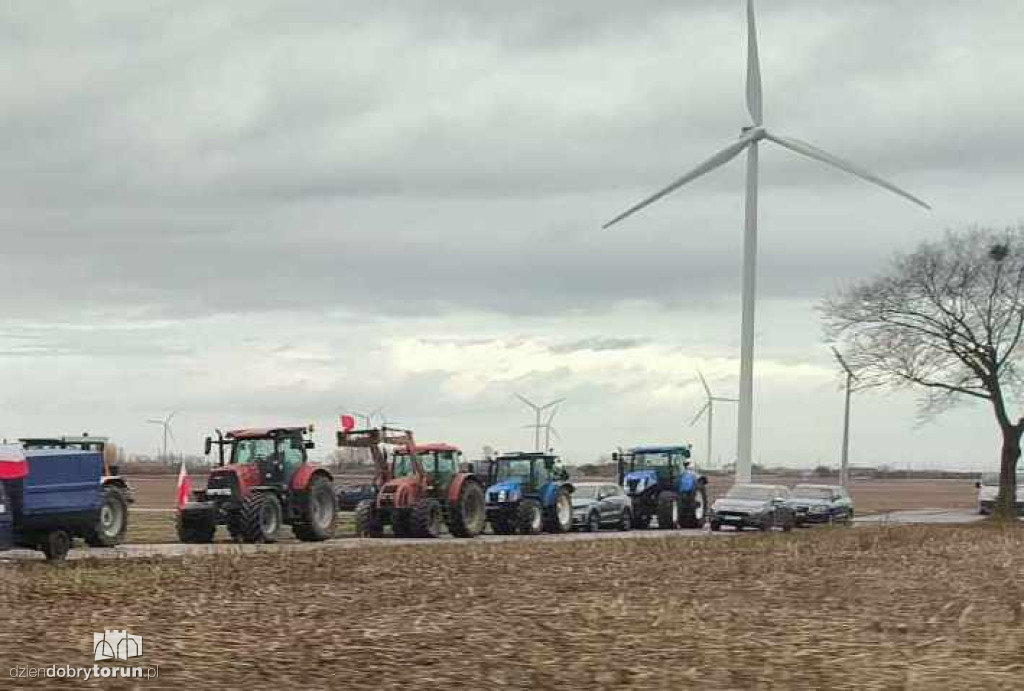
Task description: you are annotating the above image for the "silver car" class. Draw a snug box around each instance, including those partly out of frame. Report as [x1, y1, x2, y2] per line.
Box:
[571, 482, 633, 531]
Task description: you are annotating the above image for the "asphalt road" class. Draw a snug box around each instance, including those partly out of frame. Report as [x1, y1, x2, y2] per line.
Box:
[0, 508, 991, 562]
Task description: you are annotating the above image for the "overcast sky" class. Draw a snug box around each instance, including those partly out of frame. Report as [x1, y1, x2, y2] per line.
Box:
[0, 0, 1019, 470]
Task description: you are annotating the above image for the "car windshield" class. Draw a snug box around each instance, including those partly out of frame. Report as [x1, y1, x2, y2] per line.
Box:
[232, 438, 275, 465]
[573, 485, 598, 499]
[792, 487, 834, 500]
[726, 485, 775, 500]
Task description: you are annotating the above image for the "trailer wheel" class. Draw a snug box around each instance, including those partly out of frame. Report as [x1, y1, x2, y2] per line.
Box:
[448, 481, 486, 538]
[177, 511, 216, 544]
[411, 498, 443, 538]
[239, 492, 282, 543]
[85, 486, 129, 547]
[353, 499, 383, 537]
[293, 475, 337, 542]
[42, 530, 71, 562]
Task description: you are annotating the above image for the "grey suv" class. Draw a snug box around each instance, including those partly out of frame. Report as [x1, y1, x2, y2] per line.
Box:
[571, 482, 633, 531]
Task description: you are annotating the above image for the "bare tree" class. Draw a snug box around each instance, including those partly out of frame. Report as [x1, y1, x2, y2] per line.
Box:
[822, 225, 1024, 518]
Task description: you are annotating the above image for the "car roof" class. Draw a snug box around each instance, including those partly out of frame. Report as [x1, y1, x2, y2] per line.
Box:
[732, 483, 786, 491]
[794, 483, 841, 490]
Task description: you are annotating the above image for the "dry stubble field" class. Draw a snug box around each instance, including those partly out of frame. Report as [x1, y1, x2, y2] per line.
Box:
[3, 523, 1023, 690]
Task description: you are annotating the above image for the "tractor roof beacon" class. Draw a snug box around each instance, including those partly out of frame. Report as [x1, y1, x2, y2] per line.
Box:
[176, 426, 337, 544]
[337, 427, 487, 539]
[615, 444, 708, 529]
[484, 451, 575, 535]
[19, 434, 133, 547]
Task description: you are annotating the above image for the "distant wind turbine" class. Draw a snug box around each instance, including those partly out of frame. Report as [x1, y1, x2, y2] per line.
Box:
[146, 410, 179, 461]
[689, 371, 738, 470]
[832, 347, 859, 488]
[604, 0, 930, 483]
[515, 394, 565, 452]
[523, 403, 563, 452]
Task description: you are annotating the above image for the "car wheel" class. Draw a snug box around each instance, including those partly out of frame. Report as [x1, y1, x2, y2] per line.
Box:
[710, 520, 721, 532]
[760, 515, 772, 532]
[619, 509, 633, 532]
[586, 511, 601, 533]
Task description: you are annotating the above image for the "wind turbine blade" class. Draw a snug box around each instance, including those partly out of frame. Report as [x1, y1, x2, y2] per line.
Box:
[514, 393, 538, 410]
[697, 370, 712, 399]
[746, 0, 763, 125]
[603, 133, 756, 229]
[550, 427, 562, 441]
[166, 410, 179, 424]
[765, 132, 931, 210]
[539, 397, 566, 412]
[689, 402, 710, 426]
[712, 397, 739, 403]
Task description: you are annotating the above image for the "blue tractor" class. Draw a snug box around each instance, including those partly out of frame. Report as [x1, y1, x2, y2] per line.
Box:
[484, 452, 574, 535]
[614, 445, 707, 529]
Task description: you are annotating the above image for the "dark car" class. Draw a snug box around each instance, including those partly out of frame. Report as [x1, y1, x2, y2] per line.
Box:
[571, 482, 633, 531]
[787, 484, 854, 526]
[709, 483, 794, 532]
[336, 483, 377, 512]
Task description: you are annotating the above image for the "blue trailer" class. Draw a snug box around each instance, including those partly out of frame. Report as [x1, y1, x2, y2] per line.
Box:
[0, 447, 104, 561]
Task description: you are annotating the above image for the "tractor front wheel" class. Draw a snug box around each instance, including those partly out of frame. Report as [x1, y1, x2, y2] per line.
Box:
[543, 490, 573, 533]
[42, 530, 71, 562]
[411, 498, 443, 538]
[392, 509, 413, 538]
[86, 485, 129, 547]
[657, 491, 681, 529]
[293, 475, 337, 542]
[239, 493, 283, 543]
[680, 486, 709, 529]
[517, 499, 543, 535]
[490, 513, 515, 535]
[177, 510, 216, 543]
[353, 499, 383, 537]
[448, 481, 486, 538]
[634, 512, 651, 530]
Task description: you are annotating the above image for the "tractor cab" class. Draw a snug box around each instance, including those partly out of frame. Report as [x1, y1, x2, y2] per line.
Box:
[205, 427, 314, 491]
[391, 444, 462, 488]
[489, 452, 567, 494]
[618, 445, 692, 494]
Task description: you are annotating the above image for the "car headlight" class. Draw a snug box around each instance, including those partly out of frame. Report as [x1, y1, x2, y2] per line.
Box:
[810, 505, 828, 513]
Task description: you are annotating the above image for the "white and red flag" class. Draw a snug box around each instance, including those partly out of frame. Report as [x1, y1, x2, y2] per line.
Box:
[176, 460, 191, 509]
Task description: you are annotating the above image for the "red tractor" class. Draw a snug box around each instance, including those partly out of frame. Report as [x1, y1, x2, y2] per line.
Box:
[177, 426, 337, 543]
[337, 426, 486, 538]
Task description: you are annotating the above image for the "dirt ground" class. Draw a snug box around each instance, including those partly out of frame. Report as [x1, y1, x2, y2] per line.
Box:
[3, 523, 1023, 690]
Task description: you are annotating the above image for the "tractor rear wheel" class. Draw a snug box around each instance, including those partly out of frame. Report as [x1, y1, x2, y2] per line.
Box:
[411, 498, 443, 538]
[293, 474, 337, 541]
[239, 493, 283, 543]
[448, 481, 486, 538]
[86, 485, 129, 547]
[353, 499, 383, 537]
[634, 512, 651, 530]
[392, 509, 413, 538]
[177, 510, 216, 543]
[680, 486, 708, 529]
[517, 499, 543, 535]
[543, 489, 573, 533]
[657, 491, 681, 529]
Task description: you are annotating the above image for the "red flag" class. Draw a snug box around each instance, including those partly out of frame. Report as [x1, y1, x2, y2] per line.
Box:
[340, 414, 356, 431]
[176, 461, 191, 510]
[0, 444, 27, 480]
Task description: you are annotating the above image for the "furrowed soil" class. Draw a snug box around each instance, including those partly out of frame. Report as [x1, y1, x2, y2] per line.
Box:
[3, 524, 1022, 690]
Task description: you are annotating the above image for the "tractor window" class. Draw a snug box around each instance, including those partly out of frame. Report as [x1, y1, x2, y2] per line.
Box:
[232, 439, 275, 465]
[634, 452, 673, 469]
[432, 451, 458, 484]
[392, 453, 417, 478]
[281, 437, 304, 476]
[495, 459, 532, 484]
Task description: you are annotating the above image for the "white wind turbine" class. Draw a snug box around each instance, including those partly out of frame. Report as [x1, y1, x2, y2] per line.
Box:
[515, 394, 565, 452]
[523, 403, 563, 452]
[146, 410, 179, 462]
[689, 371, 738, 470]
[604, 0, 930, 483]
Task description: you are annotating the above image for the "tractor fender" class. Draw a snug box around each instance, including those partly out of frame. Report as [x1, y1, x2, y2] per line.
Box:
[290, 466, 333, 492]
[677, 472, 696, 494]
[446, 473, 482, 505]
[539, 482, 571, 508]
[102, 477, 135, 503]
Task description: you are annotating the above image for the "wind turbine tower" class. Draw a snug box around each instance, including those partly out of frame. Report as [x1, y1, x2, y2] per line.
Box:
[832, 347, 858, 488]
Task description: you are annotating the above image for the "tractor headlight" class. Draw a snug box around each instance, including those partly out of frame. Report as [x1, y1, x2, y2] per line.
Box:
[497, 490, 507, 502]
[0, 503, 5, 514]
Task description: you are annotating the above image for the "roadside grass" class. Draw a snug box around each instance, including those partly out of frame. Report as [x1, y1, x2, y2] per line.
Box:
[5, 522, 1024, 689]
